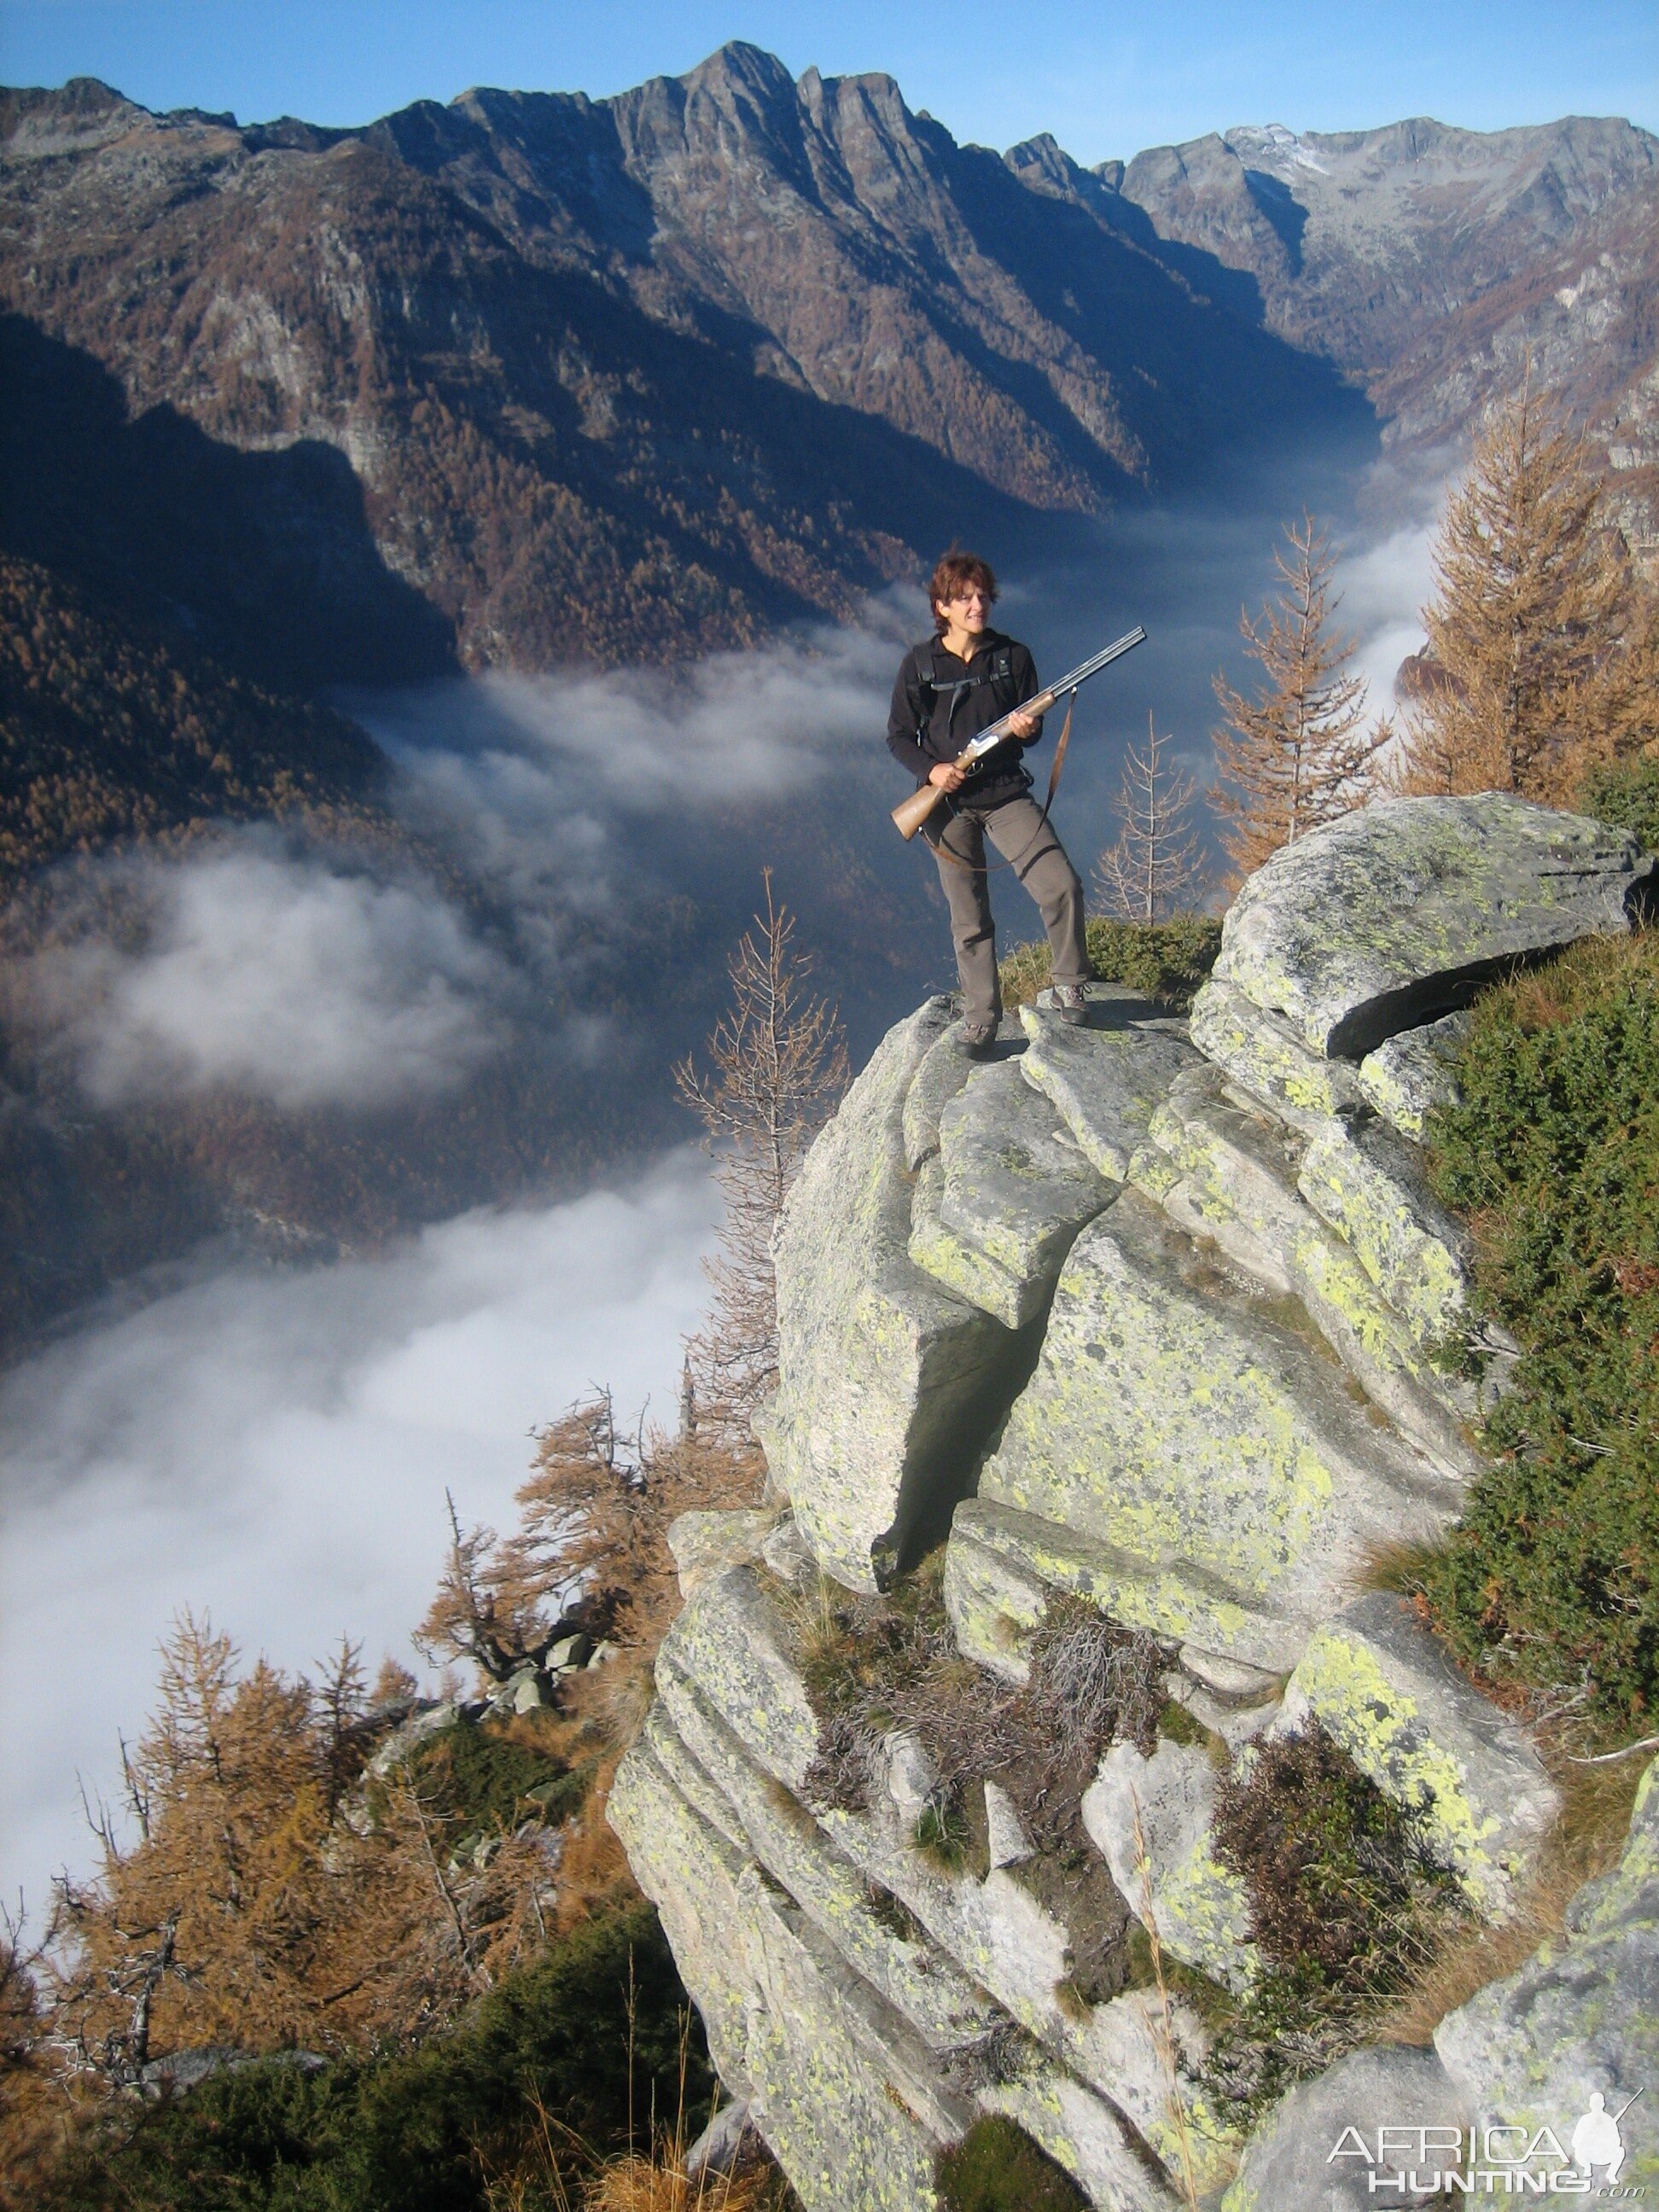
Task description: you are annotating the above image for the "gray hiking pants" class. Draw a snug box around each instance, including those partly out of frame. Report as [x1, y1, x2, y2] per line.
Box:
[928, 793, 1090, 1023]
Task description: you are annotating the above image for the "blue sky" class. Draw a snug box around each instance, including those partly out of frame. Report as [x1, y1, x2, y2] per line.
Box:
[3, 1, 1655, 160]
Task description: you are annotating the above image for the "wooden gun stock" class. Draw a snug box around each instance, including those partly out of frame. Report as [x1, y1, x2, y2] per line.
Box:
[890, 686, 1062, 841]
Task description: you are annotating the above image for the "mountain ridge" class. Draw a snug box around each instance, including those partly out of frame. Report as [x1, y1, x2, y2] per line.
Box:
[0, 49, 1370, 671]
[3, 45, 1655, 675]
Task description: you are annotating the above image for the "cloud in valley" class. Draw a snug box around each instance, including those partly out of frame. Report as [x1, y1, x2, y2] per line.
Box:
[0, 1152, 719, 1919]
[1337, 513, 1441, 719]
[363, 618, 902, 912]
[24, 838, 512, 1111]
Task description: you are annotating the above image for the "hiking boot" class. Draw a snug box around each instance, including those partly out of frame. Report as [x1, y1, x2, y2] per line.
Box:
[959, 1016, 998, 1059]
[1052, 985, 1089, 1027]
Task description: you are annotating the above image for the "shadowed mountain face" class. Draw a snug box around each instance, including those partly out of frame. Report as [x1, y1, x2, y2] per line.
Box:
[0, 49, 1371, 671]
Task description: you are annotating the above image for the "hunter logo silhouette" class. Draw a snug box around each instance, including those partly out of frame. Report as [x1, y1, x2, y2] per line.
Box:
[1571, 2089, 1641, 2185]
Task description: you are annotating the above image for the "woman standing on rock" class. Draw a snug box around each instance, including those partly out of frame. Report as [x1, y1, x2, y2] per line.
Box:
[887, 551, 1092, 1057]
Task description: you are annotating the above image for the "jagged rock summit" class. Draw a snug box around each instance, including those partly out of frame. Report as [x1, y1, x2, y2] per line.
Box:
[612, 795, 1657, 2209]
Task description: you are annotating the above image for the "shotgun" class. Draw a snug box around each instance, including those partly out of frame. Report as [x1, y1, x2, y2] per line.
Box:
[891, 626, 1147, 841]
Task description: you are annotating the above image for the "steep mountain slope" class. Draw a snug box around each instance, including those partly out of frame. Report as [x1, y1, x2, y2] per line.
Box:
[0, 550, 387, 892]
[0, 51, 1367, 671]
[1097, 114, 1659, 532]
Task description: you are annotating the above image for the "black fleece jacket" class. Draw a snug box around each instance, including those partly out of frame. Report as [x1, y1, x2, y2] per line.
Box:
[885, 629, 1045, 807]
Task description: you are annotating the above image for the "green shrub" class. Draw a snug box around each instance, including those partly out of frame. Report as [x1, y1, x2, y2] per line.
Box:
[389, 1713, 591, 1843]
[1580, 753, 1659, 853]
[1423, 931, 1659, 1733]
[935, 2115, 1090, 2212]
[39, 1901, 707, 2212]
[1202, 1724, 1468, 2121]
[998, 913, 1221, 1010]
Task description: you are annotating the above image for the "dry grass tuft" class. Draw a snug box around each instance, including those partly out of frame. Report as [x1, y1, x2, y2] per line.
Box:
[581, 2149, 784, 2212]
[1356, 1537, 1448, 1598]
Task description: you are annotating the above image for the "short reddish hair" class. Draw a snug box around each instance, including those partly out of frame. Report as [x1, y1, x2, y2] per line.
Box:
[928, 550, 998, 632]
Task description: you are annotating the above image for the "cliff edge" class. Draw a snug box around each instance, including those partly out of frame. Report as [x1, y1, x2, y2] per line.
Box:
[611, 794, 1658, 2209]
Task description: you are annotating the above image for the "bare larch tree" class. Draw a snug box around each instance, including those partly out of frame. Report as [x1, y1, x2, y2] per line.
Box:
[1092, 713, 1210, 921]
[1211, 514, 1388, 883]
[674, 870, 848, 1434]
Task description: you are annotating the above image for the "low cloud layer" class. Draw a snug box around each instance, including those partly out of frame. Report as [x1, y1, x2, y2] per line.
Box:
[0, 1153, 718, 1918]
[363, 619, 902, 919]
[1337, 513, 1440, 719]
[25, 838, 512, 1111]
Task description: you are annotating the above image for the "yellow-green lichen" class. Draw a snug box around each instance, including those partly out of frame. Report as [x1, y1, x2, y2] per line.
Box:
[1290, 1627, 1511, 1912]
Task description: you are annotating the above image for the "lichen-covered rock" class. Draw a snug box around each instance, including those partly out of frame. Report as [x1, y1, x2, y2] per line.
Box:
[946, 1495, 1303, 1679]
[1434, 1757, 1659, 2188]
[902, 1011, 1025, 1171]
[1082, 1738, 1259, 1991]
[667, 1508, 777, 1599]
[1148, 1071, 1479, 1476]
[652, 1668, 998, 2059]
[934, 1059, 1113, 1304]
[908, 1155, 1034, 1329]
[1296, 1118, 1471, 1348]
[975, 2073, 1187, 2210]
[1356, 1010, 1470, 1139]
[1188, 975, 1367, 1122]
[1211, 795, 1654, 1059]
[975, 1191, 1464, 1645]
[1016, 995, 1200, 1179]
[621, 798, 1659, 2212]
[610, 1732, 958, 2211]
[1221, 2045, 1469, 2210]
[632, 1553, 1201, 2205]
[983, 1780, 1033, 1868]
[763, 997, 1033, 1590]
[1073, 1988, 1240, 2198]
[656, 1563, 822, 1793]
[1280, 1592, 1559, 1917]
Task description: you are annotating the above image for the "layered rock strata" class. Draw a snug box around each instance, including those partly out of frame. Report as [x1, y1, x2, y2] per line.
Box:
[615, 796, 1656, 2209]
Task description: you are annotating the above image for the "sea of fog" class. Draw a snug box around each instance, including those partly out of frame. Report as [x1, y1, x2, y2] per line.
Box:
[0, 478, 1437, 1922]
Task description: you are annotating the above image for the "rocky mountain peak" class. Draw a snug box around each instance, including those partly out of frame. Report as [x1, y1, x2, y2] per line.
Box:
[3, 45, 1654, 666]
[1221, 120, 1331, 178]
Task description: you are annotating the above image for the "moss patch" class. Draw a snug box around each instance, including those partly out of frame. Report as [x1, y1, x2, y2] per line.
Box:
[936, 2116, 1091, 2212]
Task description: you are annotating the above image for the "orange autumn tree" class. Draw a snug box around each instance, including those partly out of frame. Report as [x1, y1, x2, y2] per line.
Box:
[1394, 382, 1659, 801]
[1212, 514, 1388, 882]
[46, 1615, 555, 2086]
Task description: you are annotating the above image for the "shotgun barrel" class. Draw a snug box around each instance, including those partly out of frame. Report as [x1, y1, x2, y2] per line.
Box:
[891, 625, 1146, 841]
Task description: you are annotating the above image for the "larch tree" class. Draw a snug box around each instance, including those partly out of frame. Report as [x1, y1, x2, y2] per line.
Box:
[415, 1488, 589, 1697]
[517, 1393, 758, 1655]
[45, 1612, 558, 2086]
[674, 870, 848, 1433]
[1092, 714, 1210, 922]
[1211, 514, 1388, 882]
[1394, 381, 1659, 801]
